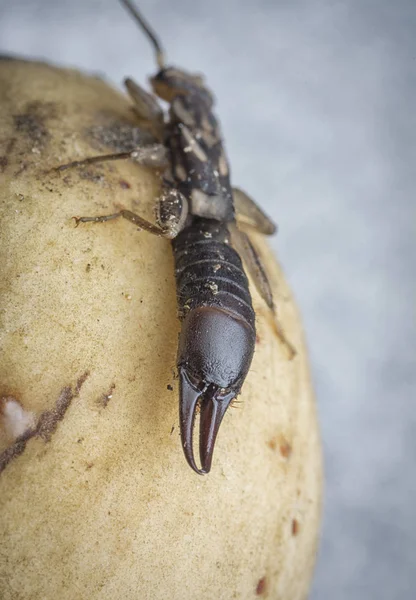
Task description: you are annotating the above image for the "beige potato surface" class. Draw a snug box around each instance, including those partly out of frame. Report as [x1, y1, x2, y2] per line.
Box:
[0, 58, 322, 600]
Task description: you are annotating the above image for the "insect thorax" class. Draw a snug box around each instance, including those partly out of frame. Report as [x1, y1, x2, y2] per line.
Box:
[167, 94, 235, 223]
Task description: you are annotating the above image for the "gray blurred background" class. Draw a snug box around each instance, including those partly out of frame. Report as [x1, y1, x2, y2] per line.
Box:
[1, 0, 415, 597]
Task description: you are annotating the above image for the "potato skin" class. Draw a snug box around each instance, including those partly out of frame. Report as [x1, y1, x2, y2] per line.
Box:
[0, 59, 322, 600]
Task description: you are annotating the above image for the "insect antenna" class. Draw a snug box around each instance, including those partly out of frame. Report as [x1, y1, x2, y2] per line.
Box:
[120, 0, 166, 69]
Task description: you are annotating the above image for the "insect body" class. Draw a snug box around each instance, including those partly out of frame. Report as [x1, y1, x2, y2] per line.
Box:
[59, 0, 295, 474]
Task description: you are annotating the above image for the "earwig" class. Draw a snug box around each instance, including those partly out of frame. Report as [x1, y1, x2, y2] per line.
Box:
[57, 0, 295, 474]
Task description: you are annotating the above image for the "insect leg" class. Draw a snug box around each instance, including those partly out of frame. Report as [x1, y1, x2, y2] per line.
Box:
[233, 187, 277, 235]
[74, 187, 189, 240]
[55, 143, 169, 172]
[229, 223, 296, 359]
[74, 209, 164, 235]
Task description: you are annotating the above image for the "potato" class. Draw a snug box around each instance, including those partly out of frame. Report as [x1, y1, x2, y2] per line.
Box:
[0, 58, 322, 600]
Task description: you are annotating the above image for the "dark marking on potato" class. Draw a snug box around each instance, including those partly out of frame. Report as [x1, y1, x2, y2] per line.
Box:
[292, 518, 299, 536]
[97, 383, 116, 408]
[13, 101, 57, 147]
[280, 439, 292, 459]
[4, 137, 17, 156]
[75, 371, 90, 395]
[256, 575, 267, 595]
[167, 384, 173, 391]
[119, 179, 131, 189]
[267, 434, 292, 460]
[0, 427, 35, 475]
[0, 156, 8, 172]
[267, 437, 277, 451]
[0, 371, 89, 475]
[0, 138, 15, 172]
[36, 386, 74, 442]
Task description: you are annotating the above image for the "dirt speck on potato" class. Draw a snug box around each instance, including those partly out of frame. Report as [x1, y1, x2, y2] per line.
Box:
[267, 434, 292, 461]
[292, 519, 300, 536]
[96, 383, 116, 409]
[280, 439, 292, 459]
[256, 576, 267, 595]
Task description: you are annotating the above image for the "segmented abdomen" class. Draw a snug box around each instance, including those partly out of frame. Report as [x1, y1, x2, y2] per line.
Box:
[172, 218, 255, 332]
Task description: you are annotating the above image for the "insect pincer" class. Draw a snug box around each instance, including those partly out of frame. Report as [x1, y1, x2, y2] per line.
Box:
[178, 306, 255, 474]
